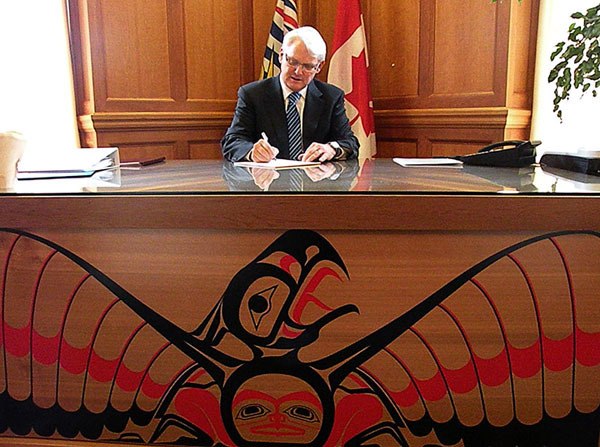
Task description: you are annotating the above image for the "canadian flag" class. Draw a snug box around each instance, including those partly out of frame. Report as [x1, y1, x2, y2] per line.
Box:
[327, 0, 376, 159]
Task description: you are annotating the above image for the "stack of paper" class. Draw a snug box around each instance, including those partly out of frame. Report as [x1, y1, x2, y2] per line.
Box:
[234, 159, 320, 169]
[17, 147, 120, 180]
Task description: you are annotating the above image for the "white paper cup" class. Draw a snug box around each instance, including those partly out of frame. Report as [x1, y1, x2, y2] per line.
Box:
[0, 132, 26, 189]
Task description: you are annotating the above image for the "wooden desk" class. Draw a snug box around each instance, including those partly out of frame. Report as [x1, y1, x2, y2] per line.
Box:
[0, 160, 598, 447]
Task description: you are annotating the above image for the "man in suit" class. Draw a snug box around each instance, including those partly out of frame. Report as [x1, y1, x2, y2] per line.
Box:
[221, 26, 359, 163]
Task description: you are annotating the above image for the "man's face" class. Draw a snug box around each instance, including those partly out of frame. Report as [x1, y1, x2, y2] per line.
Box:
[279, 41, 322, 92]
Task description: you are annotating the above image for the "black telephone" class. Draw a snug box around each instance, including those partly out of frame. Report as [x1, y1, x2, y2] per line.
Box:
[455, 140, 541, 168]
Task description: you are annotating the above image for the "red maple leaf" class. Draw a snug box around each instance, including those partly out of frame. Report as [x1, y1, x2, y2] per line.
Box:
[344, 50, 375, 136]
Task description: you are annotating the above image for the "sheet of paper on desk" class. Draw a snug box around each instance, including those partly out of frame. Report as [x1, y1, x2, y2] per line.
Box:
[17, 147, 120, 179]
[393, 157, 463, 167]
[234, 159, 321, 169]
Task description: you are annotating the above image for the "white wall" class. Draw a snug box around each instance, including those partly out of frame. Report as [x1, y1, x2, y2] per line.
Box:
[531, 0, 600, 156]
[0, 0, 79, 152]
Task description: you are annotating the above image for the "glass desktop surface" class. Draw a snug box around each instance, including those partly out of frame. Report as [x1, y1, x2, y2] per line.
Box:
[3, 159, 600, 195]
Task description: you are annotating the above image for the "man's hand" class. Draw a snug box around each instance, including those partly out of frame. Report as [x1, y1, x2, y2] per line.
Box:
[305, 163, 336, 182]
[250, 167, 279, 190]
[301, 142, 335, 162]
[250, 136, 279, 162]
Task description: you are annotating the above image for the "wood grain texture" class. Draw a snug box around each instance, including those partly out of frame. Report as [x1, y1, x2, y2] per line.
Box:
[1, 194, 597, 231]
[0, 225, 597, 445]
[67, 0, 540, 159]
[1, 159, 598, 446]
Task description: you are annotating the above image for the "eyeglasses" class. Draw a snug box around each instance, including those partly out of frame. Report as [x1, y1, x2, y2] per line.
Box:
[283, 54, 321, 73]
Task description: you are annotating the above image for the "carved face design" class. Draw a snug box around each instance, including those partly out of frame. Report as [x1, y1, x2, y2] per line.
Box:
[231, 374, 323, 445]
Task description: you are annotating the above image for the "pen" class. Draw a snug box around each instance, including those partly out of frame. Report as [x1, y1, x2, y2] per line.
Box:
[119, 156, 166, 167]
[261, 132, 278, 160]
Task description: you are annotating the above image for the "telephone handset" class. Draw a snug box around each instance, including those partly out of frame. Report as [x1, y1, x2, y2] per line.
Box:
[455, 140, 541, 168]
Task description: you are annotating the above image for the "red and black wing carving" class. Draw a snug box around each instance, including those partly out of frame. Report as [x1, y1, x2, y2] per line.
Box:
[0, 229, 201, 441]
[1, 228, 599, 447]
[316, 230, 600, 446]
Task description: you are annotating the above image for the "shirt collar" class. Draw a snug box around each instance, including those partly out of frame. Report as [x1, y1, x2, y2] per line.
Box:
[279, 76, 308, 101]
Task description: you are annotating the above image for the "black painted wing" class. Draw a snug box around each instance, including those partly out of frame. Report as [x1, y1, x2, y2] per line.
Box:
[318, 231, 600, 446]
[0, 229, 198, 441]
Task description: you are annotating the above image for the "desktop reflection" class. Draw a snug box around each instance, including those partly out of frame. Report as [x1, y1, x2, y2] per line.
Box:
[4, 159, 600, 195]
[222, 160, 360, 192]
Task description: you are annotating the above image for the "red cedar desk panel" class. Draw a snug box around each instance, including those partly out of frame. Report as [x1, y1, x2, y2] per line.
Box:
[0, 159, 598, 447]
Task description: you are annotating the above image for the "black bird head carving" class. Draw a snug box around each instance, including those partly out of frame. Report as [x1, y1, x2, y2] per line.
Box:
[219, 230, 353, 349]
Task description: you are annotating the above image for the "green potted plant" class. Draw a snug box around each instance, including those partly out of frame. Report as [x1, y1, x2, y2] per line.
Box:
[491, 1, 599, 120]
[548, 3, 600, 120]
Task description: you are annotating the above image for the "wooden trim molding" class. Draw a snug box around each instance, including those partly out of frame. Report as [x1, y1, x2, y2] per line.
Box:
[76, 114, 97, 147]
[91, 112, 233, 131]
[375, 107, 531, 130]
[505, 108, 533, 131]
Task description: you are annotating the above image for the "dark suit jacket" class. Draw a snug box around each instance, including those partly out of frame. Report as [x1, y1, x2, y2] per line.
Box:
[221, 76, 359, 161]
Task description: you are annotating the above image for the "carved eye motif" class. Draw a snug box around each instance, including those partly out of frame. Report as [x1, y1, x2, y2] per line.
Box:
[236, 403, 271, 420]
[248, 285, 277, 330]
[283, 405, 320, 423]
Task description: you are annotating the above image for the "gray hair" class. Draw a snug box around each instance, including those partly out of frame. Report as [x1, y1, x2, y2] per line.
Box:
[282, 26, 327, 62]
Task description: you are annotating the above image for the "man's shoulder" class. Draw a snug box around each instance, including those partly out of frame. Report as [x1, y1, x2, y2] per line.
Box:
[311, 78, 345, 98]
[240, 77, 278, 93]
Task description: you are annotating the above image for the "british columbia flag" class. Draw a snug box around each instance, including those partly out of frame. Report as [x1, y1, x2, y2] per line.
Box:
[260, 0, 299, 79]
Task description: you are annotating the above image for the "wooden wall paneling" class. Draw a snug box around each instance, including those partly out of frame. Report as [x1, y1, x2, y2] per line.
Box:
[238, 0, 257, 87]
[372, 0, 513, 110]
[189, 133, 229, 159]
[92, 113, 232, 160]
[90, 111, 232, 160]
[167, 0, 188, 104]
[308, 0, 337, 79]
[95, 132, 186, 160]
[429, 0, 507, 108]
[367, 0, 421, 101]
[253, 0, 277, 81]
[96, 129, 228, 161]
[67, 0, 539, 160]
[429, 137, 496, 158]
[85, 0, 252, 113]
[111, 141, 183, 161]
[184, 0, 254, 106]
[374, 107, 516, 157]
[426, 126, 502, 157]
[376, 127, 500, 159]
[88, 0, 174, 110]
[506, 0, 540, 109]
[69, 0, 256, 159]
[372, 139, 419, 159]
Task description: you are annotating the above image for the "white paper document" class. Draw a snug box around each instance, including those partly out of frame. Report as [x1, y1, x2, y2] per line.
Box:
[17, 147, 120, 179]
[393, 157, 463, 167]
[234, 158, 320, 169]
[15, 168, 121, 193]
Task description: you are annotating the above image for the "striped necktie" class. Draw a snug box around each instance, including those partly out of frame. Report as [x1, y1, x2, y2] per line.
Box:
[287, 168, 304, 191]
[286, 91, 302, 160]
